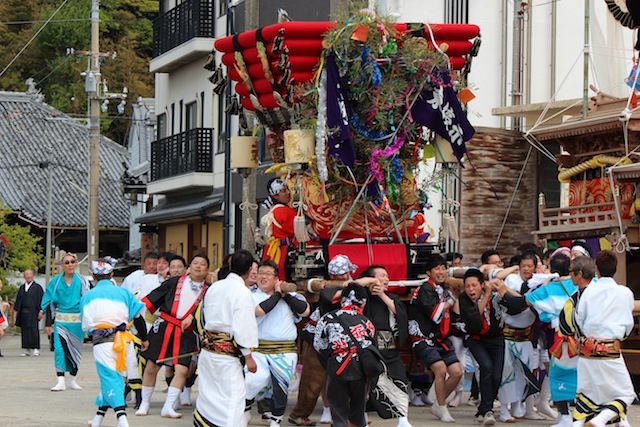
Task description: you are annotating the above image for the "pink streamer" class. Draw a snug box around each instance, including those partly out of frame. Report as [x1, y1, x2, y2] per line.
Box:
[370, 134, 406, 182]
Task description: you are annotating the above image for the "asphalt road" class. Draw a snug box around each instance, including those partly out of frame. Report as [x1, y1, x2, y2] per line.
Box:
[1, 331, 639, 427]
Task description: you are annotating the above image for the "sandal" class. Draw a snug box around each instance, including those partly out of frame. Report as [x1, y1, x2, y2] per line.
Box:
[288, 417, 317, 426]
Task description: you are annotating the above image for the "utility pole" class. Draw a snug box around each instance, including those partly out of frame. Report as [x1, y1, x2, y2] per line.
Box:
[88, 0, 101, 264]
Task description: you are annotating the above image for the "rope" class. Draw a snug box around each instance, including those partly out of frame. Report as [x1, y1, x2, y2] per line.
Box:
[238, 179, 258, 211]
[493, 145, 533, 250]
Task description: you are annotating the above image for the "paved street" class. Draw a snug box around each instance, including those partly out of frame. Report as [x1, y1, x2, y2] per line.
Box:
[1, 330, 640, 427]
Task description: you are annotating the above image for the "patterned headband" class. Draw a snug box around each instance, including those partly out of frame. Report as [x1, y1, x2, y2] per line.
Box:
[268, 179, 286, 196]
[328, 254, 358, 276]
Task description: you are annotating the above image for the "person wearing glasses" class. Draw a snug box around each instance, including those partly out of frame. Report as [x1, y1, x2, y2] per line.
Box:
[244, 259, 310, 427]
[40, 252, 90, 391]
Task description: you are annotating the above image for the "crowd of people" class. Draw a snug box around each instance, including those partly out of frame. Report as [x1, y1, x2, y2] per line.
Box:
[0, 177, 636, 427]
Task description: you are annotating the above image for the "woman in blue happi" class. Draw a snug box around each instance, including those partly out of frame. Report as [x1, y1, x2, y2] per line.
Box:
[40, 253, 90, 391]
[81, 257, 148, 427]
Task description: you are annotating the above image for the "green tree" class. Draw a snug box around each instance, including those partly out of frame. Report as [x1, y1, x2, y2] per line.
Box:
[0, 0, 159, 144]
[0, 208, 44, 300]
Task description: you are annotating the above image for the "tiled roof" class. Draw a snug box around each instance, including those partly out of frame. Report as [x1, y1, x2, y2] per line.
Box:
[135, 190, 223, 224]
[0, 91, 130, 228]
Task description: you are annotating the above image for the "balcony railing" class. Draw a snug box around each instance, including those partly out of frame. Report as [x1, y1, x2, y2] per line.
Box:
[536, 193, 620, 236]
[153, 0, 214, 58]
[151, 128, 214, 181]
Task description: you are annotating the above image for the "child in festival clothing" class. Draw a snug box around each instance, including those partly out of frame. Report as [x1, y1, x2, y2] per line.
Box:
[314, 283, 377, 427]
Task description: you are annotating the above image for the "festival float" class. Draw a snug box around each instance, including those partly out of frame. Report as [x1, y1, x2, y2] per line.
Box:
[213, 8, 481, 296]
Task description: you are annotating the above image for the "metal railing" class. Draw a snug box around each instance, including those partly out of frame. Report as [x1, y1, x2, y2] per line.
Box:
[151, 128, 214, 181]
[152, 0, 215, 58]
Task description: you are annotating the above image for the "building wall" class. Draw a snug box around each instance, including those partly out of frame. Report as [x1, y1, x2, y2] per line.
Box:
[164, 223, 189, 256]
[459, 127, 537, 264]
[207, 221, 224, 268]
[402, 0, 633, 130]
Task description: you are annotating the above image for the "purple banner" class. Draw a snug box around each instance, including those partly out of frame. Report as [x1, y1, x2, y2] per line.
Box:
[325, 54, 356, 167]
[411, 70, 475, 166]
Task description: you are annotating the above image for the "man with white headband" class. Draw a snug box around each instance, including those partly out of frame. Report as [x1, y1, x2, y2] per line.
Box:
[81, 257, 148, 427]
[260, 178, 298, 280]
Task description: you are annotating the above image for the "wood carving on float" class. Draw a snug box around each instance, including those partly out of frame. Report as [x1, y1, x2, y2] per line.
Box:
[213, 6, 480, 240]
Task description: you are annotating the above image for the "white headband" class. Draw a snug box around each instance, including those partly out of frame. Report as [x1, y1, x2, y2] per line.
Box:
[571, 245, 589, 257]
[91, 256, 117, 275]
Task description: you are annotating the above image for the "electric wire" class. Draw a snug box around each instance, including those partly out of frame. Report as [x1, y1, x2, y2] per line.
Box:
[0, 0, 71, 78]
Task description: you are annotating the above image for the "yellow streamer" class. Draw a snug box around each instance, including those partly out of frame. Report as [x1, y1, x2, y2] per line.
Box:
[94, 321, 140, 372]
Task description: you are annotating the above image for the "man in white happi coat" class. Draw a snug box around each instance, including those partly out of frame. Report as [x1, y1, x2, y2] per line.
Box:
[572, 250, 635, 427]
[498, 251, 543, 422]
[194, 249, 259, 427]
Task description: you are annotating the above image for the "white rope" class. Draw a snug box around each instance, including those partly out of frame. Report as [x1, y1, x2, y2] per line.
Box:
[529, 50, 585, 133]
[239, 179, 258, 211]
[493, 145, 533, 250]
[607, 169, 629, 253]
[522, 133, 558, 164]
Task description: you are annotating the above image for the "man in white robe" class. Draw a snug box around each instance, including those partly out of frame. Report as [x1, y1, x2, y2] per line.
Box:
[194, 249, 259, 427]
[498, 252, 542, 422]
[573, 250, 635, 427]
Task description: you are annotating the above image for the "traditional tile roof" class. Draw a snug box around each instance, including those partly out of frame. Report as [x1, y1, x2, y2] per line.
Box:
[0, 91, 129, 229]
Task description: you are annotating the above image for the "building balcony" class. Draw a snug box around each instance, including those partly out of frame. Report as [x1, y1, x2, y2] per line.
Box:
[148, 128, 214, 195]
[150, 0, 215, 73]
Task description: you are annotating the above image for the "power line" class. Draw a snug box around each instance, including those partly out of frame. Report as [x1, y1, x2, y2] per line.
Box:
[0, 0, 72, 78]
[0, 18, 152, 25]
[36, 55, 71, 85]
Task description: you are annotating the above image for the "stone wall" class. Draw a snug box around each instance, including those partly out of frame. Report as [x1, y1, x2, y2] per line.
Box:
[459, 127, 538, 264]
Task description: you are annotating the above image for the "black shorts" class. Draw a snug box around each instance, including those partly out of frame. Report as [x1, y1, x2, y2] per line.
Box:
[416, 345, 459, 368]
[142, 318, 197, 367]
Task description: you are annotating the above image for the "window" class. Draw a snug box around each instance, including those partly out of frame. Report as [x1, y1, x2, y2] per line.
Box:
[219, 0, 228, 17]
[217, 92, 226, 153]
[185, 101, 198, 131]
[170, 103, 175, 135]
[444, 0, 469, 24]
[157, 113, 167, 140]
[260, 132, 272, 163]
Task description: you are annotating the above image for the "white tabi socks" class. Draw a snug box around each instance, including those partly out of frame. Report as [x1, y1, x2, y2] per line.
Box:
[585, 409, 616, 427]
[523, 395, 544, 420]
[117, 415, 130, 427]
[161, 386, 183, 418]
[51, 376, 66, 391]
[67, 375, 82, 390]
[179, 386, 192, 406]
[551, 414, 573, 427]
[537, 376, 558, 419]
[397, 415, 414, 427]
[320, 406, 332, 424]
[135, 386, 154, 416]
[88, 414, 104, 427]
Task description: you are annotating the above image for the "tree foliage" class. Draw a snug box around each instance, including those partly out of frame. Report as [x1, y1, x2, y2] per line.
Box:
[0, 207, 44, 291]
[0, 0, 159, 144]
